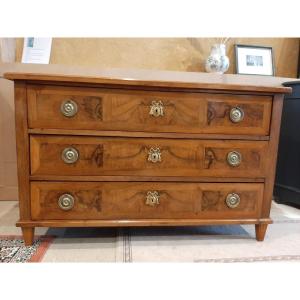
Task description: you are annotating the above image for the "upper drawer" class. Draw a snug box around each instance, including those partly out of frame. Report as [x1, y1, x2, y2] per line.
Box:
[27, 85, 272, 136]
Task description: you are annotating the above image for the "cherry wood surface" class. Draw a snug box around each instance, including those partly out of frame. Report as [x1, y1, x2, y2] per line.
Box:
[17, 218, 273, 232]
[29, 175, 265, 183]
[28, 128, 270, 141]
[30, 135, 268, 178]
[255, 224, 269, 242]
[27, 85, 272, 135]
[3, 64, 293, 93]
[21, 227, 35, 246]
[7, 65, 289, 244]
[31, 181, 263, 220]
[14, 82, 31, 221]
[261, 94, 284, 218]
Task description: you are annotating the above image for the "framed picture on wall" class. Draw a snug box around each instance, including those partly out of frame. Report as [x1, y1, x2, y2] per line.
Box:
[235, 44, 275, 76]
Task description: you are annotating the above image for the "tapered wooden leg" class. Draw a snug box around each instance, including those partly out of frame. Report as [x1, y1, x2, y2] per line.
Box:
[21, 227, 35, 246]
[255, 224, 268, 241]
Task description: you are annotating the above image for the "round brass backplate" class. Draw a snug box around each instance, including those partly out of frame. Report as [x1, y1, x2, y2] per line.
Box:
[226, 193, 240, 209]
[227, 151, 242, 167]
[60, 99, 78, 117]
[230, 107, 244, 123]
[61, 147, 79, 164]
[58, 194, 75, 211]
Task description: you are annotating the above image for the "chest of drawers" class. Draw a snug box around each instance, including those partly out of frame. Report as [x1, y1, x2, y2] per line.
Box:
[4, 66, 290, 245]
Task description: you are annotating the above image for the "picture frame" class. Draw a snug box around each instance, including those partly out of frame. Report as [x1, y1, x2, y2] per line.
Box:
[235, 44, 275, 76]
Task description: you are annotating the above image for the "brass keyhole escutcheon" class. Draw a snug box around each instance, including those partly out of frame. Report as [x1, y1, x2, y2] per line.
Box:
[148, 147, 162, 163]
[146, 191, 160, 206]
[149, 100, 164, 117]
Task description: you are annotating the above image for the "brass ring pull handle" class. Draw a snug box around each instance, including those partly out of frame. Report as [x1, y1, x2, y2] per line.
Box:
[58, 193, 75, 211]
[226, 193, 240, 208]
[148, 147, 161, 163]
[149, 100, 164, 117]
[227, 151, 242, 167]
[146, 191, 160, 206]
[230, 107, 244, 123]
[62, 147, 79, 164]
[61, 99, 78, 117]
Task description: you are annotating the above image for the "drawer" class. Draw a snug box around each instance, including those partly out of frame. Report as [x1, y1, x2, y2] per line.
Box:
[27, 85, 272, 135]
[31, 182, 263, 220]
[30, 135, 268, 178]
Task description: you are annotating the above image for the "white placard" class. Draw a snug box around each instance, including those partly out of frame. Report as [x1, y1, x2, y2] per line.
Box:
[21, 37, 52, 64]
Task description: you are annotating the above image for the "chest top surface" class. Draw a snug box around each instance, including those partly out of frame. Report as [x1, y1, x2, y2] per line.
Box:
[2, 63, 293, 94]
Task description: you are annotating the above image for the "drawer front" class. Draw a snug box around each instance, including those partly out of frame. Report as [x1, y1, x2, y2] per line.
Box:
[30, 135, 268, 178]
[28, 85, 272, 135]
[31, 182, 263, 220]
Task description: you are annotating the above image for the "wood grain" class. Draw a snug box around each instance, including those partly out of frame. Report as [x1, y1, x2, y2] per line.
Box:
[7, 65, 288, 244]
[21, 227, 35, 246]
[17, 218, 273, 228]
[14, 82, 31, 220]
[30, 181, 263, 220]
[255, 223, 268, 241]
[29, 175, 265, 182]
[3, 64, 292, 93]
[30, 135, 269, 178]
[27, 85, 272, 135]
[262, 94, 284, 217]
[27, 128, 270, 141]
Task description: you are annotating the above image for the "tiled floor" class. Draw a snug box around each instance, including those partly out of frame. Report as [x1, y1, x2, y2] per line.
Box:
[271, 201, 300, 219]
[1, 200, 300, 262]
[0, 200, 120, 262]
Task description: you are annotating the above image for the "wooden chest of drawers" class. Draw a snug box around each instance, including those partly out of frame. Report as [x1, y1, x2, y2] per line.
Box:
[4, 66, 290, 245]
